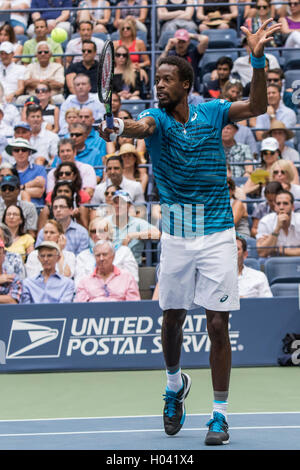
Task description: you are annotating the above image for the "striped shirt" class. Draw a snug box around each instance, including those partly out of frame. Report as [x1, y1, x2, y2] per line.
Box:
[138, 100, 234, 237]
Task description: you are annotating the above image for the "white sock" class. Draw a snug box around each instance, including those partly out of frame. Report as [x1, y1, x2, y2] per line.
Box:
[166, 368, 183, 393]
[212, 400, 228, 420]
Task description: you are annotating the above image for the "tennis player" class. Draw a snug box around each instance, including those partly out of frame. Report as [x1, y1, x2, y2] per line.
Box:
[100, 20, 281, 445]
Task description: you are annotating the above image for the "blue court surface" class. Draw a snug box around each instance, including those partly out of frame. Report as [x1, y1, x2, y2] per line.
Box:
[0, 412, 299, 450]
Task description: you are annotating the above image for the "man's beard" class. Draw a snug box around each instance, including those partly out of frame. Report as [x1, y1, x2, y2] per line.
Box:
[158, 96, 180, 113]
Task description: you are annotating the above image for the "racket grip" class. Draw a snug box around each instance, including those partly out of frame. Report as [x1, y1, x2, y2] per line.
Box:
[106, 113, 114, 129]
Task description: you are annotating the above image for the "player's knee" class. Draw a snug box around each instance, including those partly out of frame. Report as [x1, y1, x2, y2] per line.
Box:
[163, 309, 187, 329]
[206, 313, 229, 345]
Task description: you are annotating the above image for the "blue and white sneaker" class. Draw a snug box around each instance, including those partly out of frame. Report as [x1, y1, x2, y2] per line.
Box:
[163, 372, 192, 436]
[205, 411, 230, 445]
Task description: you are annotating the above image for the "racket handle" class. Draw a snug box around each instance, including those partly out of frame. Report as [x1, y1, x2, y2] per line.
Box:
[106, 113, 114, 129]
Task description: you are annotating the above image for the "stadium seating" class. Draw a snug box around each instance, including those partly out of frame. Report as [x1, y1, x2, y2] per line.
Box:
[265, 257, 300, 285]
[281, 50, 300, 71]
[202, 29, 238, 49]
[121, 102, 146, 118]
[271, 283, 299, 297]
[245, 236, 259, 259]
[198, 51, 238, 77]
[138, 266, 156, 299]
[284, 70, 300, 90]
[244, 258, 261, 270]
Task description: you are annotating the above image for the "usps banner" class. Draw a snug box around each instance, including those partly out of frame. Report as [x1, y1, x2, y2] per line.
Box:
[0, 298, 299, 372]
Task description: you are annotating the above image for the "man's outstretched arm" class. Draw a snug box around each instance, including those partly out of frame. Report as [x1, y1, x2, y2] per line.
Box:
[228, 19, 281, 122]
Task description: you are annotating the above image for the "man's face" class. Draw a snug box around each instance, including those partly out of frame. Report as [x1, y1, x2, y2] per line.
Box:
[79, 23, 93, 41]
[175, 38, 189, 56]
[73, 76, 91, 97]
[216, 64, 231, 81]
[267, 86, 281, 107]
[38, 248, 60, 272]
[79, 109, 94, 127]
[267, 72, 282, 88]
[34, 20, 48, 38]
[111, 94, 121, 114]
[0, 184, 19, 205]
[275, 193, 293, 216]
[0, 51, 13, 67]
[69, 126, 87, 149]
[11, 148, 30, 166]
[113, 196, 130, 218]
[156, 64, 189, 112]
[27, 110, 43, 132]
[106, 160, 123, 185]
[37, 45, 51, 66]
[94, 243, 114, 273]
[59, 143, 76, 162]
[222, 124, 237, 141]
[225, 85, 241, 102]
[14, 127, 31, 140]
[82, 44, 97, 63]
[52, 198, 72, 221]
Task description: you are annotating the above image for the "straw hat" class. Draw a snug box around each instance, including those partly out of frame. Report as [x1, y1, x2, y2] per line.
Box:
[262, 120, 295, 140]
[118, 143, 145, 164]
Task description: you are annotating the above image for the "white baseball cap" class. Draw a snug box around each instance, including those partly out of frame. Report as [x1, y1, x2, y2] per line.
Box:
[260, 137, 279, 152]
[0, 41, 14, 54]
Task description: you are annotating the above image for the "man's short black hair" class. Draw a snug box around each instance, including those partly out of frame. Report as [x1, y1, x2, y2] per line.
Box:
[264, 181, 283, 195]
[157, 56, 194, 94]
[82, 39, 96, 52]
[52, 195, 73, 209]
[106, 155, 124, 168]
[216, 56, 233, 71]
[276, 189, 294, 204]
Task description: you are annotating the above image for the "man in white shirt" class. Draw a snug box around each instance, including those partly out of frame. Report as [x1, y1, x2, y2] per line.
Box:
[0, 41, 25, 103]
[256, 190, 300, 257]
[255, 84, 297, 141]
[26, 104, 59, 166]
[47, 138, 97, 199]
[65, 20, 104, 67]
[92, 155, 146, 204]
[237, 235, 272, 298]
[59, 73, 105, 133]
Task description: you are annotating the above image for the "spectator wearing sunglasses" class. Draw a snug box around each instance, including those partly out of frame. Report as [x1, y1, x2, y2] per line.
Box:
[90, 184, 121, 221]
[266, 68, 298, 113]
[65, 40, 99, 96]
[74, 239, 140, 302]
[279, 0, 300, 48]
[20, 42, 65, 105]
[270, 159, 300, 200]
[243, 0, 281, 46]
[112, 45, 148, 101]
[262, 120, 300, 164]
[113, 17, 150, 71]
[0, 175, 38, 237]
[21, 18, 63, 65]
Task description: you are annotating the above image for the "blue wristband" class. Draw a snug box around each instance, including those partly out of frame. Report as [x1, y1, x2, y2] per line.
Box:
[250, 53, 266, 69]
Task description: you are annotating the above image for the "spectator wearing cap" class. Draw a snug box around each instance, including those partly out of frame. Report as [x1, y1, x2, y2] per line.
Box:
[25, 104, 59, 166]
[35, 195, 90, 255]
[22, 18, 63, 65]
[203, 57, 233, 99]
[222, 123, 254, 178]
[74, 240, 140, 302]
[0, 175, 38, 237]
[0, 163, 31, 202]
[159, 28, 208, 93]
[5, 137, 47, 206]
[255, 84, 297, 141]
[0, 239, 22, 304]
[21, 240, 75, 304]
[19, 42, 65, 105]
[0, 121, 32, 165]
[105, 190, 160, 265]
[92, 155, 145, 205]
[0, 41, 25, 103]
[262, 120, 300, 163]
[47, 138, 97, 199]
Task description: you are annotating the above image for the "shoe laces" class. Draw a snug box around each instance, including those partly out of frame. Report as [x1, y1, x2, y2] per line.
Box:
[206, 412, 226, 432]
[163, 391, 180, 418]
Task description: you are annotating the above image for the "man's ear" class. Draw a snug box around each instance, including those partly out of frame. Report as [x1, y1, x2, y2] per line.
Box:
[183, 80, 190, 92]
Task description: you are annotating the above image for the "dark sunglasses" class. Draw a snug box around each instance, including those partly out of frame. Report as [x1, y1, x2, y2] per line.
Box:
[1, 185, 16, 192]
[116, 52, 128, 58]
[122, 26, 131, 31]
[82, 49, 94, 53]
[256, 5, 268, 9]
[70, 132, 83, 137]
[273, 170, 285, 175]
[289, 2, 299, 5]
[262, 150, 276, 156]
[35, 87, 48, 93]
[37, 50, 50, 55]
[105, 190, 116, 196]
[58, 170, 73, 177]
[12, 148, 29, 153]
[267, 78, 280, 83]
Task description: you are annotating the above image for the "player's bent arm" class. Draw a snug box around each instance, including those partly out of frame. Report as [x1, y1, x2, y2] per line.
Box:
[122, 116, 156, 139]
[228, 68, 267, 122]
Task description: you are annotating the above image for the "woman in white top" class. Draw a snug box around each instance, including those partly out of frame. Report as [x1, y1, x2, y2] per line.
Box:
[75, 217, 139, 286]
[25, 220, 75, 278]
[270, 159, 300, 200]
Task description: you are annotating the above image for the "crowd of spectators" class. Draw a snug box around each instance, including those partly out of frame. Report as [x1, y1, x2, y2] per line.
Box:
[0, 0, 299, 303]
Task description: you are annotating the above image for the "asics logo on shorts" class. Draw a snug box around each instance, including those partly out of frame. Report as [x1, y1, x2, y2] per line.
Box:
[220, 295, 229, 303]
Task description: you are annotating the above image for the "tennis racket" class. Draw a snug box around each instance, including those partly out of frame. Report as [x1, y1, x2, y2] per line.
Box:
[97, 40, 115, 129]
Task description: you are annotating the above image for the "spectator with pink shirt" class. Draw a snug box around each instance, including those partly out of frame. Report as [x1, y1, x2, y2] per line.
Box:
[74, 240, 141, 302]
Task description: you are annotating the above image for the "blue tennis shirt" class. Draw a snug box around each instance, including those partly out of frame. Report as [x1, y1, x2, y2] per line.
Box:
[138, 100, 234, 237]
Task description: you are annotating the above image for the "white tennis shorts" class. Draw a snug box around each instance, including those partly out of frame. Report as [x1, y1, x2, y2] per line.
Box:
[158, 227, 240, 312]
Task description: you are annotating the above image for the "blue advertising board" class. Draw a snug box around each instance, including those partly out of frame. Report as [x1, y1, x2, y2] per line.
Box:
[0, 298, 299, 372]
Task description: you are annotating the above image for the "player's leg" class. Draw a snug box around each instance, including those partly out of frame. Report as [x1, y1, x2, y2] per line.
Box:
[161, 308, 192, 436]
[204, 310, 231, 445]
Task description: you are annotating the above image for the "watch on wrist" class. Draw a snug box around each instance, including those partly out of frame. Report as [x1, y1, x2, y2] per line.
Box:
[272, 231, 279, 237]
